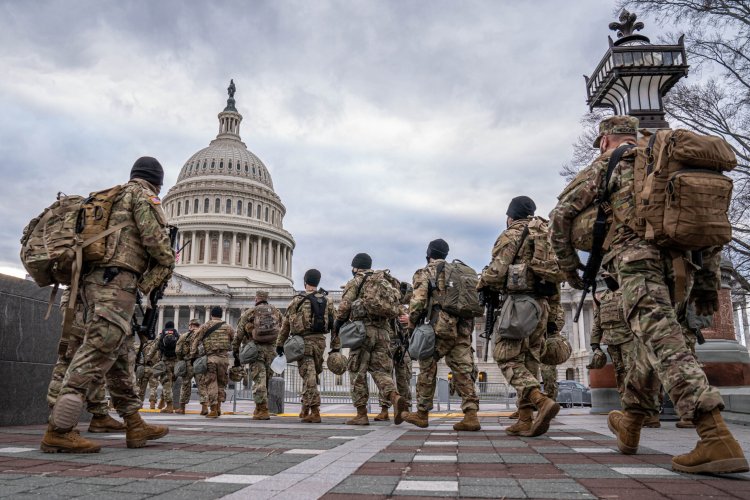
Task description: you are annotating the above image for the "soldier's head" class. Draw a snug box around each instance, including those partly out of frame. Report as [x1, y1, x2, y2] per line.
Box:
[164, 321, 175, 331]
[304, 269, 321, 292]
[593, 115, 638, 153]
[130, 156, 164, 193]
[351, 253, 372, 275]
[255, 290, 269, 305]
[506, 196, 536, 226]
[210, 306, 223, 319]
[426, 239, 449, 262]
[188, 318, 201, 331]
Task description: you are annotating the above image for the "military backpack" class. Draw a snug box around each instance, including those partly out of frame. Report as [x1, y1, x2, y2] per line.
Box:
[432, 260, 484, 319]
[350, 270, 401, 320]
[252, 303, 280, 343]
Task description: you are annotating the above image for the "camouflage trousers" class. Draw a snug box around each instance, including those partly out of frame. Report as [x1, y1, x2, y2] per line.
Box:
[417, 319, 479, 413]
[379, 346, 412, 409]
[160, 358, 176, 404]
[540, 364, 558, 401]
[58, 269, 142, 420]
[204, 354, 229, 406]
[250, 343, 276, 405]
[298, 334, 325, 408]
[349, 322, 398, 408]
[612, 246, 723, 419]
[179, 363, 207, 405]
[494, 296, 549, 410]
[137, 372, 160, 403]
[607, 339, 636, 397]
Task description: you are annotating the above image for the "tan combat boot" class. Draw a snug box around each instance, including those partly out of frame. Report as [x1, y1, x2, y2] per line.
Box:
[643, 414, 661, 428]
[200, 403, 208, 416]
[508, 409, 519, 419]
[158, 397, 165, 410]
[88, 414, 126, 433]
[519, 388, 560, 437]
[253, 403, 271, 421]
[403, 409, 429, 428]
[41, 425, 101, 453]
[607, 410, 645, 455]
[299, 405, 309, 420]
[149, 400, 156, 410]
[303, 406, 321, 423]
[124, 413, 169, 449]
[374, 406, 390, 422]
[217, 402, 222, 416]
[160, 402, 174, 414]
[676, 417, 696, 429]
[454, 409, 481, 432]
[390, 393, 408, 425]
[505, 408, 533, 436]
[672, 409, 749, 474]
[206, 404, 219, 419]
[174, 403, 186, 415]
[346, 406, 369, 425]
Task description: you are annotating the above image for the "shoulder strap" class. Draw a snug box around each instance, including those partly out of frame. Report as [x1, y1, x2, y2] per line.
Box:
[202, 321, 225, 339]
[511, 224, 530, 264]
[354, 273, 370, 299]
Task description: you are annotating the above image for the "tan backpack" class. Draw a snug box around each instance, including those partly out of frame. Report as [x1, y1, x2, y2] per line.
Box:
[352, 270, 401, 320]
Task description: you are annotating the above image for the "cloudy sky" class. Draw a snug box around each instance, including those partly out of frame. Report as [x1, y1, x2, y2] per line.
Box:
[0, 0, 679, 288]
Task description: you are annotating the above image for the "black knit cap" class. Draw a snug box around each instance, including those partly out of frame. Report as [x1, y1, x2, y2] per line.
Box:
[351, 253, 372, 269]
[426, 238, 449, 259]
[506, 196, 536, 220]
[210, 306, 223, 318]
[164, 321, 174, 329]
[130, 156, 164, 188]
[304, 269, 321, 287]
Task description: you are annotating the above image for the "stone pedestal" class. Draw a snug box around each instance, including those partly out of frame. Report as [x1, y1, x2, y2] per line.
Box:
[268, 376, 284, 414]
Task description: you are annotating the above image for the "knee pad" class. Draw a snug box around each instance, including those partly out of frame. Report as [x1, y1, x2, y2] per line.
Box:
[50, 393, 84, 431]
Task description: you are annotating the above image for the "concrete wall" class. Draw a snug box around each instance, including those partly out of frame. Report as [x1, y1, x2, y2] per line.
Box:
[0, 274, 61, 426]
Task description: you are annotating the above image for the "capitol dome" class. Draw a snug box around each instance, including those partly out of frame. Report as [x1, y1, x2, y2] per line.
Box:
[162, 81, 295, 291]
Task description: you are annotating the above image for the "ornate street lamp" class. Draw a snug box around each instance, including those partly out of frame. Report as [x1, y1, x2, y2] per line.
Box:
[584, 10, 689, 128]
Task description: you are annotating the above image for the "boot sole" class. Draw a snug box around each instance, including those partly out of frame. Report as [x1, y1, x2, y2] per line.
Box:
[672, 457, 749, 475]
[394, 396, 408, 426]
[40, 443, 101, 454]
[373, 416, 390, 421]
[87, 427, 126, 433]
[607, 417, 638, 455]
[520, 402, 559, 437]
[252, 417, 271, 420]
[126, 428, 169, 449]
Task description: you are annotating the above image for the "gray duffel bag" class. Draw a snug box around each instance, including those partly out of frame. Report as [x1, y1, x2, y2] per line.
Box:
[151, 360, 166, 376]
[495, 294, 541, 340]
[239, 340, 259, 364]
[174, 360, 187, 378]
[408, 322, 435, 361]
[339, 320, 367, 350]
[284, 335, 306, 363]
[135, 364, 145, 380]
[192, 355, 208, 375]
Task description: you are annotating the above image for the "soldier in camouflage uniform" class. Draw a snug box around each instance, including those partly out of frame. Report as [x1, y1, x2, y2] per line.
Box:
[155, 321, 179, 413]
[234, 290, 283, 420]
[403, 240, 480, 431]
[190, 307, 234, 418]
[540, 291, 566, 402]
[175, 318, 208, 415]
[136, 337, 160, 408]
[47, 289, 126, 433]
[550, 116, 747, 474]
[479, 198, 559, 437]
[375, 294, 413, 421]
[277, 270, 338, 423]
[41, 157, 174, 453]
[334, 254, 408, 426]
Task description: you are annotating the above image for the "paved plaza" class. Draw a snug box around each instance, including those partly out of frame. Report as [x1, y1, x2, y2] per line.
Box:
[1, 405, 749, 499]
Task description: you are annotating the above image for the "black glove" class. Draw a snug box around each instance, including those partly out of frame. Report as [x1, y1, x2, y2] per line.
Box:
[691, 289, 719, 316]
[546, 322, 558, 335]
[333, 319, 342, 335]
[276, 345, 284, 356]
[233, 353, 241, 367]
[565, 269, 584, 290]
[591, 343, 600, 352]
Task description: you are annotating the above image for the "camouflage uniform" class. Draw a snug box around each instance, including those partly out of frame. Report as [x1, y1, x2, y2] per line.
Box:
[590, 289, 636, 398]
[550, 136, 724, 420]
[278, 290, 337, 409]
[234, 304, 283, 406]
[137, 339, 160, 404]
[190, 319, 234, 407]
[175, 329, 207, 407]
[378, 319, 413, 410]
[156, 328, 180, 405]
[540, 292, 565, 400]
[410, 261, 479, 413]
[479, 219, 548, 411]
[53, 178, 175, 425]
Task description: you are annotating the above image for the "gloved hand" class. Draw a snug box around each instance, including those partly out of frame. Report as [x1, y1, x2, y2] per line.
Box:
[591, 343, 600, 352]
[586, 347, 606, 370]
[233, 353, 241, 367]
[546, 322, 558, 335]
[333, 319, 342, 335]
[565, 269, 584, 290]
[691, 289, 719, 316]
[276, 345, 284, 357]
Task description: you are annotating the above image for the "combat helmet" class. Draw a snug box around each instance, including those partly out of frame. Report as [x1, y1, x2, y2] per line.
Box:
[327, 352, 348, 375]
[586, 349, 607, 370]
[540, 334, 572, 365]
[229, 366, 246, 383]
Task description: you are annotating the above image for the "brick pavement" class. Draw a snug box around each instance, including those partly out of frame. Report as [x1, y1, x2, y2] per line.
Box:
[0, 410, 748, 499]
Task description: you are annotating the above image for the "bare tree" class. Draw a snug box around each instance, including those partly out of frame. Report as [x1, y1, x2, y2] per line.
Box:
[560, 110, 609, 182]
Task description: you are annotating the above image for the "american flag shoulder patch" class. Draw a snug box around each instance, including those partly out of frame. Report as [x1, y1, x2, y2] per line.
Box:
[149, 196, 161, 205]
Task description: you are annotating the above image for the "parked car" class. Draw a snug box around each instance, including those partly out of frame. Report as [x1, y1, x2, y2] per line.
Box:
[556, 380, 592, 408]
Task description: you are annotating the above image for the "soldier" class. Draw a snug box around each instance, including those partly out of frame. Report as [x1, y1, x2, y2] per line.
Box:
[402, 240, 481, 431]
[334, 254, 408, 426]
[234, 291, 283, 420]
[136, 337, 160, 408]
[375, 294, 413, 421]
[190, 307, 234, 418]
[41, 156, 174, 453]
[47, 289, 126, 433]
[155, 321, 179, 413]
[277, 269, 337, 423]
[478, 198, 560, 437]
[550, 116, 747, 474]
[175, 318, 208, 415]
[540, 291, 566, 403]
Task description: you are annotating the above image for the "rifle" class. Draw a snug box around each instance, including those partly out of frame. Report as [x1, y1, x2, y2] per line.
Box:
[392, 306, 409, 364]
[479, 288, 500, 362]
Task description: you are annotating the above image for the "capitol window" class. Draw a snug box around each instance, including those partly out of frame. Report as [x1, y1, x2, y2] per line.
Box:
[204, 198, 209, 213]
[219, 161, 223, 170]
[211, 160, 215, 169]
[247, 203, 252, 217]
[210, 238, 218, 264]
[264, 207, 269, 222]
[244, 163, 248, 172]
[184, 200, 189, 215]
[214, 198, 220, 213]
[177, 203, 181, 216]
[228, 160, 232, 170]
[237, 200, 243, 215]
[222, 238, 230, 263]
[194, 199, 199, 213]
[256, 205, 261, 218]
[203, 160, 207, 170]
[226, 199, 232, 214]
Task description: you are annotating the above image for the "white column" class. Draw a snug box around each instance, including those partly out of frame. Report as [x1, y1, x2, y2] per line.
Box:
[157, 305, 165, 332]
[255, 237, 261, 268]
[190, 231, 196, 264]
[178, 232, 184, 264]
[203, 230, 210, 264]
[173, 306, 180, 329]
[189, 306, 195, 323]
[218, 231, 224, 264]
[205, 306, 211, 322]
[287, 247, 292, 277]
[231, 232, 237, 266]
[243, 233, 250, 268]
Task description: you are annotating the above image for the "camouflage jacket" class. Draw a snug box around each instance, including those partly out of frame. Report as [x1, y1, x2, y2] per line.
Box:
[408, 260, 446, 326]
[547, 288, 565, 333]
[139, 339, 159, 366]
[278, 290, 339, 349]
[103, 179, 175, 276]
[189, 319, 234, 357]
[175, 330, 196, 360]
[478, 218, 532, 294]
[233, 303, 283, 352]
[590, 289, 632, 346]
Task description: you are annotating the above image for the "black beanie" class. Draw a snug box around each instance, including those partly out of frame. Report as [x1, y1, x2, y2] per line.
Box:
[130, 156, 164, 188]
[304, 269, 321, 287]
[506, 196, 536, 220]
[165, 321, 174, 329]
[426, 238, 449, 259]
[210, 306, 223, 318]
[351, 253, 372, 269]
